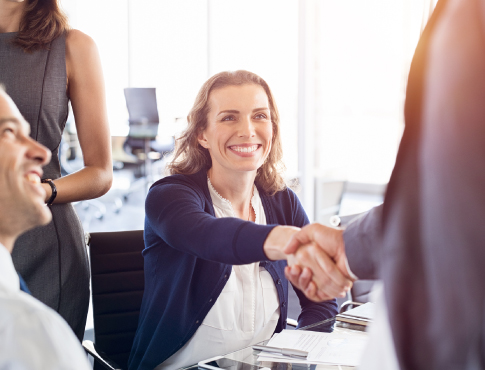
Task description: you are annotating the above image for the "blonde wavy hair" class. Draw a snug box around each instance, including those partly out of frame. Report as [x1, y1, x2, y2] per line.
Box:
[167, 70, 286, 195]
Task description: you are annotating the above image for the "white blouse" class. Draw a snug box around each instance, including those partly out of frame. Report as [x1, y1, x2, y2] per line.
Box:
[160, 180, 280, 369]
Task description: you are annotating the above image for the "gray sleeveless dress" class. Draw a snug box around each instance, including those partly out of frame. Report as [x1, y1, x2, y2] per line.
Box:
[0, 32, 89, 341]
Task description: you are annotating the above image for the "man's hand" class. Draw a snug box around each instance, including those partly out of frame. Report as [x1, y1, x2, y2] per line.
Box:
[284, 223, 356, 301]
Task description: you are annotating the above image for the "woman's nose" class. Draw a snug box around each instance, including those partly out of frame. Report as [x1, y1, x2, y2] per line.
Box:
[237, 117, 256, 137]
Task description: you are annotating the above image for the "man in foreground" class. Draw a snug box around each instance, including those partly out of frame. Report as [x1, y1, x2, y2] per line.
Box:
[286, 0, 485, 368]
[0, 87, 90, 369]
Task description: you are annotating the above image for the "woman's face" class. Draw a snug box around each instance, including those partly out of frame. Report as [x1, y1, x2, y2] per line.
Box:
[198, 84, 273, 176]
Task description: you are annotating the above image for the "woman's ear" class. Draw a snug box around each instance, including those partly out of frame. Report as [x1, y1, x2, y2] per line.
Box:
[197, 131, 209, 149]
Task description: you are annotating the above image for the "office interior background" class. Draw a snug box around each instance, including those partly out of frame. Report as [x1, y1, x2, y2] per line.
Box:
[57, 0, 437, 339]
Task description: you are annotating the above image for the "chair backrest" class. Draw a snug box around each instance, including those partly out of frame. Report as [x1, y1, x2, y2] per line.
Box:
[124, 88, 159, 140]
[124, 88, 159, 124]
[314, 178, 347, 225]
[88, 230, 145, 370]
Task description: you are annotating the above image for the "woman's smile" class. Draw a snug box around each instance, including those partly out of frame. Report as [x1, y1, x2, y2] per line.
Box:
[228, 144, 262, 156]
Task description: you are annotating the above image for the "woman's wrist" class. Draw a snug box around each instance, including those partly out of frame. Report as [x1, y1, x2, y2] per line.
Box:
[41, 182, 51, 203]
[41, 179, 57, 205]
[263, 225, 300, 261]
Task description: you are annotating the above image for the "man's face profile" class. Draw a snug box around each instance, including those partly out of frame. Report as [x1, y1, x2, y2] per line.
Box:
[0, 90, 52, 237]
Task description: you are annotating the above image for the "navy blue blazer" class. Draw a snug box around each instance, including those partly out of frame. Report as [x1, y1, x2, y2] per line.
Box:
[128, 169, 337, 370]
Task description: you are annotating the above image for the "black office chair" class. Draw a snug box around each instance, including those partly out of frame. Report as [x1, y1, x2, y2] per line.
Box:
[82, 230, 145, 370]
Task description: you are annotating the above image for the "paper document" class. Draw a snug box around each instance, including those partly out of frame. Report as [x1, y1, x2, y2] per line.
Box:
[258, 328, 368, 367]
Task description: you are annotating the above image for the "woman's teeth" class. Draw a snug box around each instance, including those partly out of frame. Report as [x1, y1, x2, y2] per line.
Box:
[231, 145, 259, 153]
[26, 173, 41, 184]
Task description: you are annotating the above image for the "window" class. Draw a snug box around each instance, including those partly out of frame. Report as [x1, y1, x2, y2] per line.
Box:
[62, 0, 433, 193]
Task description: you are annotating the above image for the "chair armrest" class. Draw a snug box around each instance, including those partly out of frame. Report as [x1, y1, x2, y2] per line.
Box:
[82, 340, 122, 370]
[286, 318, 298, 327]
[339, 301, 364, 314]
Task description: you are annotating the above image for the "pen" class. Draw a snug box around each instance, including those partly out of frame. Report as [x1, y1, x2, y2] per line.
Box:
[252, 345, 309, 359]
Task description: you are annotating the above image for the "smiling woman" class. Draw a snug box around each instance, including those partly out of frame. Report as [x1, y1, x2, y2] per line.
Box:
[200, 84, 273, 194]
[128, 71, 338, 370]
[168, 70, 286, 197]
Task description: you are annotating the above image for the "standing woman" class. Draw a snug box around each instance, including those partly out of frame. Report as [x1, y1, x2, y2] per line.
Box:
[0, 0, 112, 340]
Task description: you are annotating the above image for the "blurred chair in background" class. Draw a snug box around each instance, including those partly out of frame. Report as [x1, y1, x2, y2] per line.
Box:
[123, 88, 174, 198]
[314, 178, 347, 225]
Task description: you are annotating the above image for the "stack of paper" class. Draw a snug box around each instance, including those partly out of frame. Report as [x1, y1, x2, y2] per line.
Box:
[336, 302, 375, 327]
[257, 328, 368, 367]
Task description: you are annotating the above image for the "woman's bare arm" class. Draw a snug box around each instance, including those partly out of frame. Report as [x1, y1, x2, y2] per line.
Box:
[42, 29, 112, 203]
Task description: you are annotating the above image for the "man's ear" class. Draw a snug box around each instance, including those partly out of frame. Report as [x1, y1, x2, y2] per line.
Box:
[197, 131, 209, 149]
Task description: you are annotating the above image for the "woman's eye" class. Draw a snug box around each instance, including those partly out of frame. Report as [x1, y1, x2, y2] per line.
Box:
[221, 115, 235, 121]
[255, 113, 268, 119]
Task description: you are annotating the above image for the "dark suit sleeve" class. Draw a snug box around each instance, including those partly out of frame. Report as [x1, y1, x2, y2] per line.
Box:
[343, 204, 383, 280]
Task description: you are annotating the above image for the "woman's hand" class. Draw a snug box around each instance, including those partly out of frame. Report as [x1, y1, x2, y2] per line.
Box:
[263, 225, 301, 260]
[286, 242, 352, 302]
[263, 224, 355, 302]
[284, 224, 355, 302]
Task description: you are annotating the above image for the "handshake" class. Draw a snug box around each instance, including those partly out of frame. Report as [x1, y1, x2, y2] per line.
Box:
[264, 224, 357, 302]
